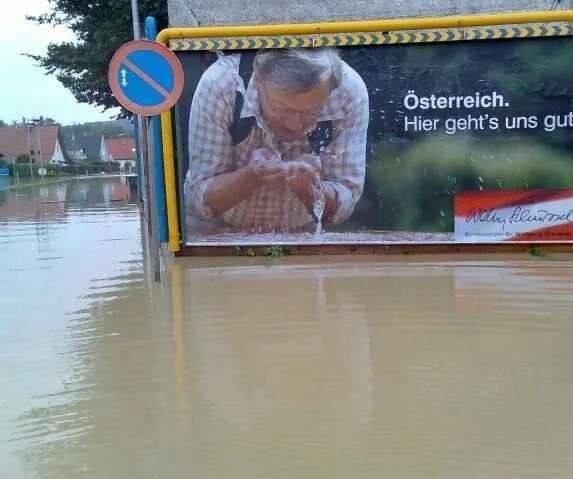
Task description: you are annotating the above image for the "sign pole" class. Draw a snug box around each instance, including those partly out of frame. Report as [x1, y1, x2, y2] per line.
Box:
[130, 0, 148, 216]
[130, 0, 148, 224]
[145, 16, 168, 245]
[147, 116, 161, 282]
[108, 22, 184, 274]
[130, 0, 141, 40]
[130, 0, 151, 254]
[129, 0, 161, 281]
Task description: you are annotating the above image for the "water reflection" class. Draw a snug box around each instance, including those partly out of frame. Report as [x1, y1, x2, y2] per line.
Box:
[166, 257, 573, 478]
[0, 176, 133, 221]
[0, 177, 144, 478]
[2, 177, 573, 478]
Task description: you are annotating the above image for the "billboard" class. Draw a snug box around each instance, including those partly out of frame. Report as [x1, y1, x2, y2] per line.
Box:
[173, 30, 573, 246]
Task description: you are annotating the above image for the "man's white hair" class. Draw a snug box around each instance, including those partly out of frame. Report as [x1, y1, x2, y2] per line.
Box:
[253, 48, 342, 92]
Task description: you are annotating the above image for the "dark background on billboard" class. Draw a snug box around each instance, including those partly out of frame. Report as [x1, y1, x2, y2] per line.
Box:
[341, 36, 573, 232]
[176, 36, 572, 234]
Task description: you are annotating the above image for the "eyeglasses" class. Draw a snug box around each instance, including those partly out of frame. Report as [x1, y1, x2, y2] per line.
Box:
[259, 83, 325, 122]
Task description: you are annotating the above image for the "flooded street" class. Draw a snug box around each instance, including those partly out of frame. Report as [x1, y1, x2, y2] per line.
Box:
[2, 177, 573, 478]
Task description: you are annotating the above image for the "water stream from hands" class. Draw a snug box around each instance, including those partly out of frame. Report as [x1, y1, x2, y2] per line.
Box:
[313, 185, 326, 236]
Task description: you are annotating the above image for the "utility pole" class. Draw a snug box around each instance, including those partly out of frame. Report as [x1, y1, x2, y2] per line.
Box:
[31, 118, 43, 181]
[12, 157, 19, 184]
[25, 119, 34, 179]
[36, 124, 43, 180]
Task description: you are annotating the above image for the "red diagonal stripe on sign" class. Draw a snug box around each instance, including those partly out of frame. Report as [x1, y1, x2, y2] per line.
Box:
[122, 57, 170, 99]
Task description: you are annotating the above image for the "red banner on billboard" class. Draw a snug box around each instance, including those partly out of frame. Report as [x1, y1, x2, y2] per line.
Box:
[455, 189, 573, 242]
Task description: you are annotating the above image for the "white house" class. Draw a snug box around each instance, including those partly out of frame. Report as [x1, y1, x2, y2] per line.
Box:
[0, 125, 66, 165]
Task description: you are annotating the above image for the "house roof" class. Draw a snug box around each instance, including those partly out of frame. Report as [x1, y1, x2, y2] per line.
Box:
[61, 128, 105, 161]
[105, 137, 136, 161]
[0, 126, 59, 163]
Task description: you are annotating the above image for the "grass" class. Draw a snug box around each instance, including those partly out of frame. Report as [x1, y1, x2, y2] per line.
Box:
[529, 245, 546, 257]
[232, 245, 288, 258]
[263, 246, 287, 258]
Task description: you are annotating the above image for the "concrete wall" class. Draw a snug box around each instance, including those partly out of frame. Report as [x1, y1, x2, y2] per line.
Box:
[168, 0, 572, 27]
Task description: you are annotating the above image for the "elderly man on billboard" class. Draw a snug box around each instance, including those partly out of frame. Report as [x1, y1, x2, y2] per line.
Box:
[184, 47, 369, 234]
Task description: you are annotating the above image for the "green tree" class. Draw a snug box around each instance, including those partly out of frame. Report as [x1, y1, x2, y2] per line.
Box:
[27, 0, 168, 116]
[0, 120, 7, 127]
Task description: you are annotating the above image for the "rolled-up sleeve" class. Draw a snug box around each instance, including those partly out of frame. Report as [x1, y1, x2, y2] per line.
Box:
[184, 62, 236, 220]
[321, 68, 369, 224]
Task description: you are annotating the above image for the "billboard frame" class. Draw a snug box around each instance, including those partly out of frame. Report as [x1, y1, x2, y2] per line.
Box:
[155, 10, 573, 254]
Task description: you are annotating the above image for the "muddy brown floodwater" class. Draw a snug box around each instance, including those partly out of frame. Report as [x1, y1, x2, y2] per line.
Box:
[2, 177, 573, 478]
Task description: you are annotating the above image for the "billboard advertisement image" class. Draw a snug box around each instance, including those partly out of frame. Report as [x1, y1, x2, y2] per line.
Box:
[174, 32, 573, 245]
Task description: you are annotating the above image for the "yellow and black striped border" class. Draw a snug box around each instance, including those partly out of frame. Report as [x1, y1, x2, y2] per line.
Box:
[169, 23, 572, 51]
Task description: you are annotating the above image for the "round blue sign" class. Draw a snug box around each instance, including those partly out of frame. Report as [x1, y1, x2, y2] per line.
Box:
[108, 40, 184, 116]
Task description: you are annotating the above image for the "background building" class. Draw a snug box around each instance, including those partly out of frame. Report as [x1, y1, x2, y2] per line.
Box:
[0, 125, 66, 166]
[100, 136, 136, 172]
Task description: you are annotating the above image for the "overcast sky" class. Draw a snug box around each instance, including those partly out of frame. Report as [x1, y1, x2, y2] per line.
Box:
[0, 0, 121, 126]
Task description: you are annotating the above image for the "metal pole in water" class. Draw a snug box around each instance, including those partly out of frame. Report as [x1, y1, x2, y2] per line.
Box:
[146, 115, 161, 282]
[127, 0, 160, 281]
[145, 16, 168, 245]
[130, 0, 149, 224]
[130, 0, 161, 281]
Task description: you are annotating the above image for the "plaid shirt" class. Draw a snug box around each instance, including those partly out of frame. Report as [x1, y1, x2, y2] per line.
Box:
[184, 53, 369, 232]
